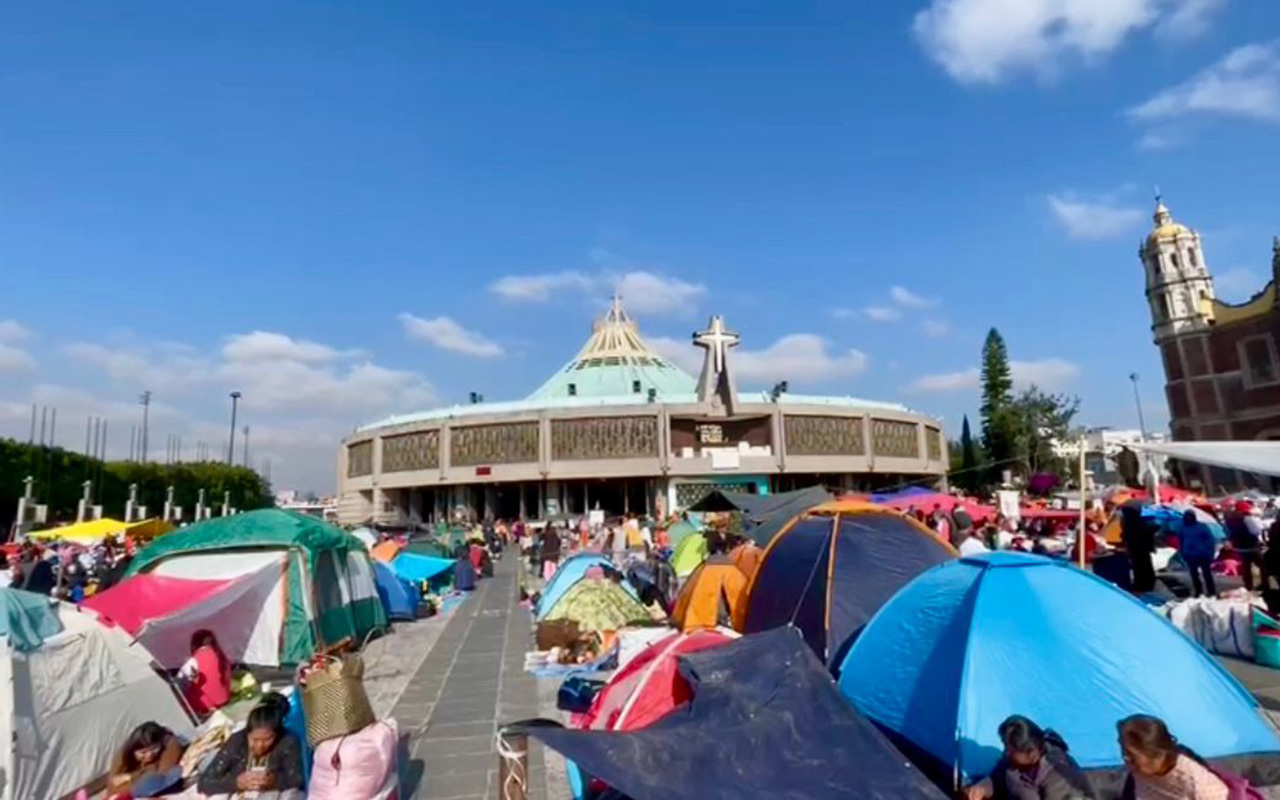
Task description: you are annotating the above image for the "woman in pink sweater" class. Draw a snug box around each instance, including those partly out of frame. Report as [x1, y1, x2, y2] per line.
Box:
[1118, 716, 1229, 800]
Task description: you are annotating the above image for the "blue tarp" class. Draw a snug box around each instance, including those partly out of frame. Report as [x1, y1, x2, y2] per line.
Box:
[535, 553, 637, 620]
[532, 626, 946, 800]
[741, 510, 953, 666]
[0, 588, 60, 652]
[870, 485, 934, 503]
[1143, 504, 1228, 542]
[390, 552, 455, 584]
[373, 562, 420, 621]
[838, 552, 1280, 781]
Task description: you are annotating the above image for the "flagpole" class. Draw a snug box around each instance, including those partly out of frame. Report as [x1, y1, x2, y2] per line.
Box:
[1078, 436, 1088, 569]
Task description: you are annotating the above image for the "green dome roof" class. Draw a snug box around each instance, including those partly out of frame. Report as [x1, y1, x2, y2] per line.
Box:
[527, 297, 698, 401]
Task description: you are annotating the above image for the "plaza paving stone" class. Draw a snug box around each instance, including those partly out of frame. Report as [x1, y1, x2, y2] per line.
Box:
[393, 555, 560, 800]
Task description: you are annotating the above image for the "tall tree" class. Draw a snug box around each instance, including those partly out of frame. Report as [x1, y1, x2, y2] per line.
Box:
[980, 328, 1015, 479]
[1007, 387, 1081, 478]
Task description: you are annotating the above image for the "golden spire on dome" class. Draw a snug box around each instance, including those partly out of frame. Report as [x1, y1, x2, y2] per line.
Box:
[1148, 192, 1191, 243]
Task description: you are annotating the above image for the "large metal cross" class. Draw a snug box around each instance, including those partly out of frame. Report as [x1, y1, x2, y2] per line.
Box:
[694, 315, 740, 375]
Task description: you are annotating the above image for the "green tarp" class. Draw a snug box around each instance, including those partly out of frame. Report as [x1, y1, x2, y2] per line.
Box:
[0, 588, 61, 652]
[672, 532, 709, 578]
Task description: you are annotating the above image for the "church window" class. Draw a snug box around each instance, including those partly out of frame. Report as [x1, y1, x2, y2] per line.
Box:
[1188, 248, 1198, 268]
[1241, 336, 1279, 387]
[1169, 252, 1180, 270]
[1159, 295, 1171, 321]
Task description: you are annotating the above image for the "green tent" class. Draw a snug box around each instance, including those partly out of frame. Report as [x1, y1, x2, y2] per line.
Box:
[667, 520, 700, 549]
[671, 532, 709, 578]
[127, 509, 387, 665]
[542, 578, 651, 633]
[0, 588, 62, 652]
[405, 540, 453, 559]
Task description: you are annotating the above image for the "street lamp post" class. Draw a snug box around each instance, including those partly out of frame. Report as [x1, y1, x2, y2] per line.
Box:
[1129, 372, 1148, 441]
[227, 391, 242, 465]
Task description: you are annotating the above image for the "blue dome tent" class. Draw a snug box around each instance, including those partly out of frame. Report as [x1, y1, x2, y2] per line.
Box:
[535, 553, 638, 621]
[838, 552, 1280, 783]
[373, 562, 420, 621]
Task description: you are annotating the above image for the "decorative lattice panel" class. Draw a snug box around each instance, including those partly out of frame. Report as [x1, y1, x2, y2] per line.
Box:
[551, 416, 658, 461]
[450, 422, 540, 466]
[347, 441, 373, 477]
[675, 482, 752, 509]
[381, 430, 440, 472]
[926, 427, 943, 461]
[784, 415, 866, 456]
[871, 419, 920, 459]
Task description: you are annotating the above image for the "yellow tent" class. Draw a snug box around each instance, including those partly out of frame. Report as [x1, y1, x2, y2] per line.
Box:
[28, 518, 173, 545]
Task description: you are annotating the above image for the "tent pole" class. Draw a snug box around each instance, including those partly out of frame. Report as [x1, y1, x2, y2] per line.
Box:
[1078, 437, 1088, 569]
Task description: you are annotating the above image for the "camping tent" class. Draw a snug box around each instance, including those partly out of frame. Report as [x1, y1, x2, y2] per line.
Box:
[351, 526, 378, 548]
[665, 520, 700, 549]
[373, 562, 420, 621]
[371, 540, 403, 562]
[533, 626, 947, 800]
[126, 509, 386, 665]
[671, 557, 748, 633]
[83, 563, 287, 667]
[0, 591, 194, 800]
[28, 517, 174, 545]
[542, 578, 652, 633]
[879, 491, 995, 523]
[838, 552, 1280, 782]
[390, 551, 456, 590]
[737, 500, 955, 666]
[580, 628, 737, 732]
[536, 553, 637, 620]
[670, 532, 708, 578]
[404, 540, 453, 559]
[728, 541, 763, 582]
[1101, 502, 1227, 545]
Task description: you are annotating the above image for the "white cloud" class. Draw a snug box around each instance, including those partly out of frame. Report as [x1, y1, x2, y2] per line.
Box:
[649, 336, 704, 375]
[613, 272, 707, 314]
[1047, 194, 1145, 239]
[907, 358, 1081, 392]
[1154, 0, 1227, 40]
[490, 271, 594, 303]
[398, 314, 504, 358]
[863, 306, 902, 322]
[735, 335, 868, 385]
[0, 321, 33, 343]
[1129, 43, 1280, 123]
[222, 331, 344, 363]
[922, 319, 953, 338]
[1215, 267, 1264, 301]
[0, 344, 35, 373]
[913, 0, 1222, 84]
[490, 266, 705, 316]
[890, 286, 939, 308]
[1137, 132, 1178, 151]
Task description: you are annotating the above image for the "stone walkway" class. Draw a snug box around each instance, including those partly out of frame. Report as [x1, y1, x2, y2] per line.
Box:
[393, 556, 552, 800]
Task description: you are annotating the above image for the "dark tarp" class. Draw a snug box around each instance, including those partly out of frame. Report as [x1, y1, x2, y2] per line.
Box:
[687, 486, 833, 547]
[531, 627, 947, 800]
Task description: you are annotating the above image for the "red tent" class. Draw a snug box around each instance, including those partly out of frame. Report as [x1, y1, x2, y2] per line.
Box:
[580, 628, 737, 732]
[881, 492, 996, 523]
[82, 563, 286, 668]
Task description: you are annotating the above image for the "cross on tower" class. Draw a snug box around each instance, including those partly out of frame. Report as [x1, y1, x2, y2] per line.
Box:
[694, 316, 740, 375]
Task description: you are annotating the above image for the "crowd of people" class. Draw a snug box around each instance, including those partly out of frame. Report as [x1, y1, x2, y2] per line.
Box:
[0, 533, 136, 600]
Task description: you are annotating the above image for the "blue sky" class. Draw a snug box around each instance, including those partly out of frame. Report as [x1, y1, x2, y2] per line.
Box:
[2, 1, 1279, 492]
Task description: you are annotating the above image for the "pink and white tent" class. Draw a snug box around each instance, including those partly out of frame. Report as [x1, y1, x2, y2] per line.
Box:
[83, 562, 288, 668]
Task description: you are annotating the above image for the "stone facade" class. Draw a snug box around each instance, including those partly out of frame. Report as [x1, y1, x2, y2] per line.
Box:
[551, 416, 659, 461]
[784, 415, 865, 456]
[450, 422, 540, 466]
[382, 430, 440, 472]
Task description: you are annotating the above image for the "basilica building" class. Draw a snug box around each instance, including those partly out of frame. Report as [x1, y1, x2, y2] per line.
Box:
[336, 299, 946, 525]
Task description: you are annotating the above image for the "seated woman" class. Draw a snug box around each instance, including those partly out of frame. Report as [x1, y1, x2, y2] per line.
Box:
[965, 715, 1095, 800]
[197, 693, 305, 799]
[1118, 715, 1229, 800]
[180, 629, 233, 716]
[108, 721, 186, 798]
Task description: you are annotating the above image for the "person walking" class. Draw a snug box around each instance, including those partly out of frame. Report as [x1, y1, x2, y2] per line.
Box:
[1179, 510, 1218, 598]
[1226, 501, 1264, 592]
[1121, 504, 1157, 594]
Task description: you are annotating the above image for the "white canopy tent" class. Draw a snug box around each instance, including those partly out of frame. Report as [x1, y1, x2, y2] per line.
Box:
[1135, 441, 1280, 479]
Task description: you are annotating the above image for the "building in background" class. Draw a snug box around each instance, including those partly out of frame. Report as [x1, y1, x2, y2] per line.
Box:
[1142, 197, 1280, 489]
[335, 298, 946, 526]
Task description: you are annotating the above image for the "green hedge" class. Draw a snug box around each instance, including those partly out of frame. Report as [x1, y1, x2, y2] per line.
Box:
[0, 437, 272, 531]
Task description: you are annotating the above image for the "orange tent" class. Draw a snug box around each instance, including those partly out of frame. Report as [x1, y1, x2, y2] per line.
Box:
[729, 541, 764, 583]
[371, 540, 403, 563]
[671, 557, 748, 633]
